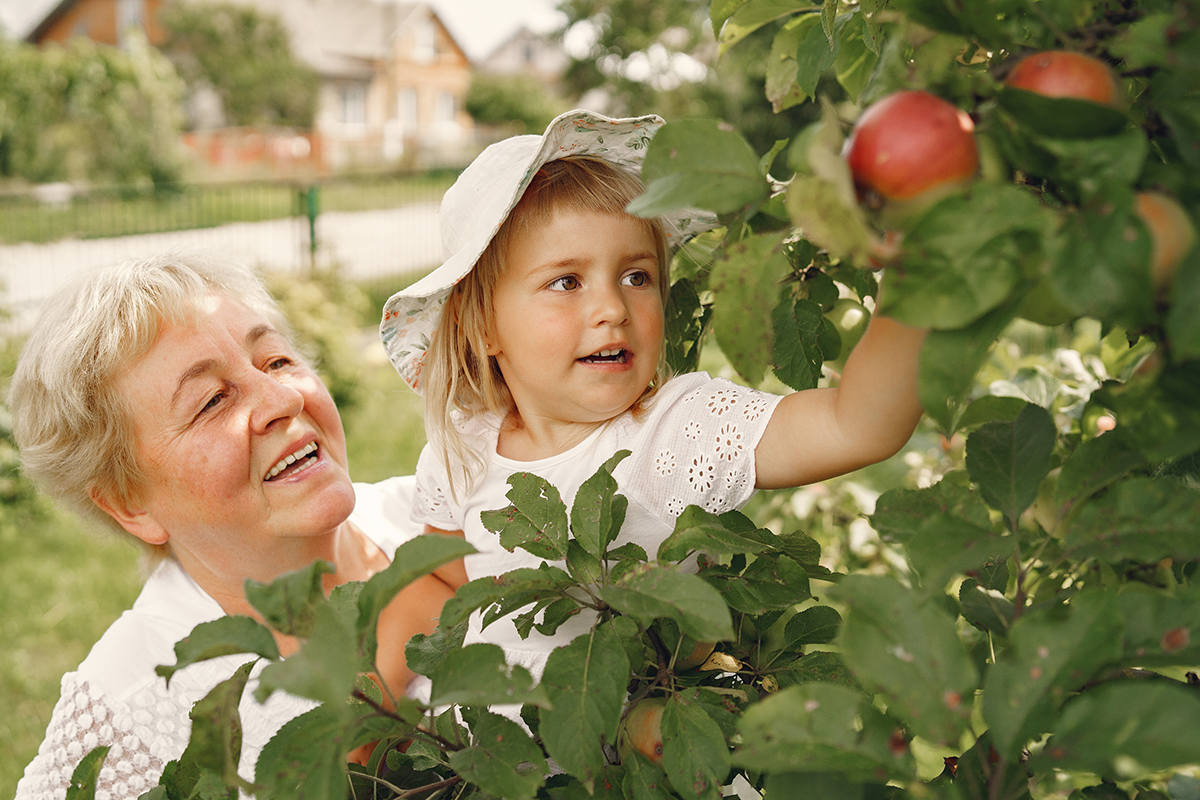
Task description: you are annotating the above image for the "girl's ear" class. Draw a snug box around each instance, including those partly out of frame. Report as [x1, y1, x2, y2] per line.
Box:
[90, 487, 170, 545]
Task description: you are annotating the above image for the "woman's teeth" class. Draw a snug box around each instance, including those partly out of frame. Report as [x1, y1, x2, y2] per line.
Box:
[266, 442, 318, 481]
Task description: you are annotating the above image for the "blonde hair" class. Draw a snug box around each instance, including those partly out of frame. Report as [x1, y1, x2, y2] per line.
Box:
[8, 250, 292, 561]
[424, 156, 671, 494]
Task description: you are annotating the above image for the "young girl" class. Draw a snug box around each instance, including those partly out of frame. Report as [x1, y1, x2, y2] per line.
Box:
[380, 109, 926, 680]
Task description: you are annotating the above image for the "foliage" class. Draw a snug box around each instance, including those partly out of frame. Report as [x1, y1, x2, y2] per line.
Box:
[0, 33, 185, 186]
[73, 0, 1200, 799]
[465, 72, 571, 135]
[160, 0, 318, 129]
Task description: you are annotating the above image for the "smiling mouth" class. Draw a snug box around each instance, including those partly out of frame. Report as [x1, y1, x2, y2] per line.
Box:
[579, 348, 628, 364]
[265, 442, 318, 481]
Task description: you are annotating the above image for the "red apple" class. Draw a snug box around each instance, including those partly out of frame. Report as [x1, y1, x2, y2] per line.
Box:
[1005, 51, 1121, 107]
[844, 90, 979, 228]
[1135, 191, 1197, 293]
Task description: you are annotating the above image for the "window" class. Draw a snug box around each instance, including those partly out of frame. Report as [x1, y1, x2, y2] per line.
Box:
[398, 87, 418, 129]
[342, 84, 366, 126]
[435, 91, 455, 125]
[413, 19, 436, 63]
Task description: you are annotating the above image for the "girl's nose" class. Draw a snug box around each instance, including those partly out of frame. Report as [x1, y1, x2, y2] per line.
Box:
[248, 371, 305, 433]
[591, 282, 631, 327]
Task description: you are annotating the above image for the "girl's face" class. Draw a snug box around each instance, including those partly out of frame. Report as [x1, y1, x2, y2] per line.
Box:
[487, 207, 664, 433]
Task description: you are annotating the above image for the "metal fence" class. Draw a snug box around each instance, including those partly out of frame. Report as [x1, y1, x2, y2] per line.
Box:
[0, 172, 456, 335]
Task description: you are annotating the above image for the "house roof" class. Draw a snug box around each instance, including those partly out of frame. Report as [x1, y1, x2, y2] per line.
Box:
[23, 0, 469, 80]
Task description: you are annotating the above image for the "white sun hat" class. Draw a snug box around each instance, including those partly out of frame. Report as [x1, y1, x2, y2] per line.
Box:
[379, 108, 716, 394]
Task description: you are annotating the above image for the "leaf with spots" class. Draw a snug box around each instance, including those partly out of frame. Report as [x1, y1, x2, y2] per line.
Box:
[830, 575, 978, 746]
[981, 590, 1123, 760]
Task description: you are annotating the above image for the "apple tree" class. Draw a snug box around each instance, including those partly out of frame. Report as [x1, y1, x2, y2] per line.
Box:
[67, 1, 1200, 799]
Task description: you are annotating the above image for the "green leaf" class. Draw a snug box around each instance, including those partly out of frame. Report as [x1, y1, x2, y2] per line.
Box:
[662, 695, 731, 800]
[959, 578, 1015, 637]
[871, 472, 992, 546]
[881, 186, 1047, 330]
[631, 119, 769, 216]
[254, 704, 352, 800]
[766, 15, 813, 112]
[155, 615, 280, 686]
[735, 683, 916, 779]
[429, 642, 552, 708]
[539, 621, 632, 792]
[905, 513, 1015, 596]
[600, 564, 735, 642]
[1166, 245, 1200, 361]
[440, 565, 573, 629]
[244, 559, 334, 638]
[796, 11, 839, 98]
[772, 296, 826, 391]
[1048, 196, 1157, 331]
[1053, 434, 1145, 522]
[448, 711, 548, 800]
[982, 590, 1124, 760]
[783, 605, 843, 648]
[182, 660, 256, 793]
[405, 617, 468, 677]
[1030, 681, 1200, 777]
[657, 505, 775, 563]
[965, 403, 1057, 526]
[998, 87, 1128, 140]
[1118, 587, 1200, 668]
[716, 0, 816, 55]
[482, 472, 571, 561]
[355, 533, 477, 662]
[717, 555, 813, 614]
[664, 278, 713, 375]
[622, 749, 675, 799]
[834, 11, 879, 100]
[918, 299, 1021, 434]
[1063, 478, 1200, 563]
[569, 450, 631, 558]
[780, 650, 861, 691]
[831, 575, 978, 746]
[955, 396, 1030, 431]
[710, 231, 790, 385]
[65, 746, 111, 800]
[255, 603, 357, 707]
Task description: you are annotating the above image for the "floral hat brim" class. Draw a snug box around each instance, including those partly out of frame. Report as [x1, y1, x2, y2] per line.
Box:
[379, 108, 717, 395]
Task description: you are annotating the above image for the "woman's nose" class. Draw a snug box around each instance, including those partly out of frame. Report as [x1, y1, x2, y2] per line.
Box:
[248, 371, 305, 433]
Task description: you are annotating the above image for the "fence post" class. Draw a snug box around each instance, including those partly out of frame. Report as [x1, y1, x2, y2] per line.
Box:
[305, 184, 320, 275]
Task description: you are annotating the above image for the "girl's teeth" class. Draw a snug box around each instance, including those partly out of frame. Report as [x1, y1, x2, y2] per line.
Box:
[266, 442, 318, 480]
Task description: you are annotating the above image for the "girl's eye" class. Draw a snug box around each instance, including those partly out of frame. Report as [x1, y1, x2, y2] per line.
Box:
[622, 270, 652, 287]
[548, 275, 579, 291]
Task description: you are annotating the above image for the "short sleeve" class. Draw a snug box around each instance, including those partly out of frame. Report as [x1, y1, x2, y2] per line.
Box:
[619, 375, 782, 523]
[412, 443, 461, 531]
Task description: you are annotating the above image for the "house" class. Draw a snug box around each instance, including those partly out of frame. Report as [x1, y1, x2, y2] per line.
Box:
[478, 25, 568, 88]
[24, 0, 476, 172]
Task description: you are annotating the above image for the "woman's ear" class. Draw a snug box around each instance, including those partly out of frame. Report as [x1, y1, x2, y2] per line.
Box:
[90, 487, 170, 545]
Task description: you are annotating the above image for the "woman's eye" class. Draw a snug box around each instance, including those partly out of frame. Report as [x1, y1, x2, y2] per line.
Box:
[267, 357, 293, 371]
[548, 275, 579, 291]
[622, 270, 651, 287]
[199, 391, 225, 415]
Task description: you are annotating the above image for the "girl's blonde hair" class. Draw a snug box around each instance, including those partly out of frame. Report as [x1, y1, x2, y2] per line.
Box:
[423, 156, 671, 494]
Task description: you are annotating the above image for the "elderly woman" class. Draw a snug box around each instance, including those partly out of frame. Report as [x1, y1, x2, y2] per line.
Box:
[12, 251, 451, 800]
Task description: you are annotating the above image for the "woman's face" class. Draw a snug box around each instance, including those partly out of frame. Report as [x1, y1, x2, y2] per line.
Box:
[110, 292, 355, 571]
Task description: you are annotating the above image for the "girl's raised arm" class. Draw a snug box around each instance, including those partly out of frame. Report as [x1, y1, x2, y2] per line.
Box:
[754, 297, 927, 489]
